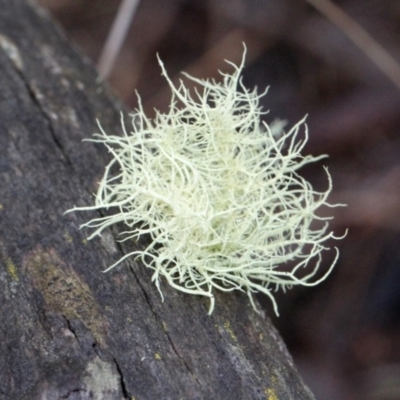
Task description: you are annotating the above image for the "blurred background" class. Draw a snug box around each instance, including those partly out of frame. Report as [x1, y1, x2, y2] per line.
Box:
[38, 0, 400, 398]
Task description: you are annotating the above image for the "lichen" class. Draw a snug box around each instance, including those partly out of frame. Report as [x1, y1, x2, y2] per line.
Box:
[68, 49, 344, 315]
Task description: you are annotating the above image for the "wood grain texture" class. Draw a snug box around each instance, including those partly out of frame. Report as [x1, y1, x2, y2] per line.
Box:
[0, 1, 315, 399]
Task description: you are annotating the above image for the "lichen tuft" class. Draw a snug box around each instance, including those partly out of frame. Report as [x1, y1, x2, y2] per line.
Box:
[68, 49, 344, 315]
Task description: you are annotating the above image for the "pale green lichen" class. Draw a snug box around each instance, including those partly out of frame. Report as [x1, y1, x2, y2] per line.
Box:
[69, 50, 344, 315]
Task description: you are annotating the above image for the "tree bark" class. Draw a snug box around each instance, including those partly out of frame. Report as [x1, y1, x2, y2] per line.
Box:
[0, 1, 315, 399]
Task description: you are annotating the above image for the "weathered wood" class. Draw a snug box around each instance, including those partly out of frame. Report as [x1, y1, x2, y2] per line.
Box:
[0, 1, 315, 399]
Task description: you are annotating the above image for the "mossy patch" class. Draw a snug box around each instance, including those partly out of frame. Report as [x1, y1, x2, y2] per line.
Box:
[223, 320, 238, 342]
[24, 247, 107, 345]
[0, 243, 19, 282]
[6, 257, 19, 282]
[264, 388, 279, 400]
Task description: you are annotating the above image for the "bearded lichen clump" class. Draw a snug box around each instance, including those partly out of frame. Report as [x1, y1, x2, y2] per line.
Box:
[70, 52, 343, 315]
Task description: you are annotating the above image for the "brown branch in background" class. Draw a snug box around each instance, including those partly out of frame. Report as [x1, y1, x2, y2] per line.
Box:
[98, 0, 140, 79]
[307, 0, 400, 91]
